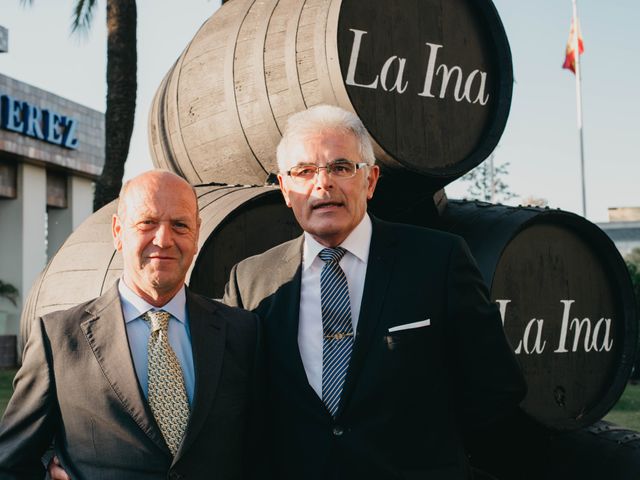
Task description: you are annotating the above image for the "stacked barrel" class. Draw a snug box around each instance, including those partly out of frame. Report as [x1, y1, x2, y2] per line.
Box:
[21, 0, 639, 478]
[148, 0, 511, 190]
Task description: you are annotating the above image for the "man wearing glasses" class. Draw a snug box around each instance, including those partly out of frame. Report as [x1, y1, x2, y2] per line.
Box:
[224, 105, 526, 479]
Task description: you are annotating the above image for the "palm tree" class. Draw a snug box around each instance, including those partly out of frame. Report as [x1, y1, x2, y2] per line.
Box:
[0, 280, 18, 306]
[96, 0, 137, 210]
[21, 0, 137, 211]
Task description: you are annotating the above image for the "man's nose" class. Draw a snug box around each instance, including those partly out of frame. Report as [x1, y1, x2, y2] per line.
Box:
[153, 223, 174, 247]
[313, 167, 333, 189]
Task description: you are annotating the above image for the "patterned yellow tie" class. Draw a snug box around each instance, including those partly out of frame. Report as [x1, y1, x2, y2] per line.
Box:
[143, 310, 190, 456]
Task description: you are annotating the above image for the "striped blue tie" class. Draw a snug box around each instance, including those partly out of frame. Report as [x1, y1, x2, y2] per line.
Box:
[319, 247, 354, 417]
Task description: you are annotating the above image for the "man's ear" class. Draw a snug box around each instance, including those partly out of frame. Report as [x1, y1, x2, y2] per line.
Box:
[277, 174, 292, 208]
[366, 165, 380, 200]
[194, 216, 202, 254]
[112, 214, 123, 252]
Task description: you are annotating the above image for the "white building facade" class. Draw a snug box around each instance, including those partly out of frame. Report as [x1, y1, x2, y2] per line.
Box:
[0, 59, 104, 364]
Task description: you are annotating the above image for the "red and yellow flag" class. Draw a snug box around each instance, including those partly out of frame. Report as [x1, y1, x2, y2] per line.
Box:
[563, 17, 584, 74]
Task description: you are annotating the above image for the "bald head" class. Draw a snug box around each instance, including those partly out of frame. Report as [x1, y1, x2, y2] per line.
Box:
[117, 170, 199, 221]
[112, 169, 201, 306]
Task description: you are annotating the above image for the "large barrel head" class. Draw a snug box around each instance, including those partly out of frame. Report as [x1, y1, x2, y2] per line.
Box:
[335, 0, 511, 180]
[442, 201, 638, 431]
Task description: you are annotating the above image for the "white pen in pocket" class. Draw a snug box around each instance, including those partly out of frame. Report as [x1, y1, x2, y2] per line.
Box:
[388, 319, 431, 333]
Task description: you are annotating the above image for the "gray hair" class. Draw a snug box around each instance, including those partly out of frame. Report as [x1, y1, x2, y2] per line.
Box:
[276, 105, 375, 172]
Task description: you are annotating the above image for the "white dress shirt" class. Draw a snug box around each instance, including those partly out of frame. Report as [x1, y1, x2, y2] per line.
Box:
[298, 213, 372, 398]
[118, 279, 195, 405]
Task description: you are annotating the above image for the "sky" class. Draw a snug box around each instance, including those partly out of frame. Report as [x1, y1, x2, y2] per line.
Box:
[1, 0, 638, 222]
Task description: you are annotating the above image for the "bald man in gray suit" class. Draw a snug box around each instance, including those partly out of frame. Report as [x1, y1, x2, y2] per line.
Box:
[0, 171, 263, 480]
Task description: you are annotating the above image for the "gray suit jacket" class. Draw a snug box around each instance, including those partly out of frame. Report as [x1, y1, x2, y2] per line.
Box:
[224, 217, 526, 480]
[0, 285, 262, 480]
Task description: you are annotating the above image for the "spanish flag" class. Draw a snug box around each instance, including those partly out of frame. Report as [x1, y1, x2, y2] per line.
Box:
[563, 17, 584, 74]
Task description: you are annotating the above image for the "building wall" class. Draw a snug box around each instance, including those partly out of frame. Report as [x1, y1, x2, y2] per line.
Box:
[0, 164, 46, 335]
[0, 73, 104, 177]
[0, 74, 104, 341]
[597, 221, 640, 258]
[47, 176, 94, 257]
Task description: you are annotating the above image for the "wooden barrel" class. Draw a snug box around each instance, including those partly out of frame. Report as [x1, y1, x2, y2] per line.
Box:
[149, 0, 512, 189]
[439, 200, 638, 431]
[19, 184, 300, 348]
[19, 270, 44, 355]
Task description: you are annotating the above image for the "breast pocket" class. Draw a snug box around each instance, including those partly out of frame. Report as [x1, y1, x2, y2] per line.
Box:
[384, 321, 432, 351]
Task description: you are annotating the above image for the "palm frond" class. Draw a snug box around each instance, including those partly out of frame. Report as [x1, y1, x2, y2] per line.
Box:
[71, 0, 98, 34]
[0, 281, 19, 307]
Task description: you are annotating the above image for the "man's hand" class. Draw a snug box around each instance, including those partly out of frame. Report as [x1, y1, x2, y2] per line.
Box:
[48, 455, 71, 480]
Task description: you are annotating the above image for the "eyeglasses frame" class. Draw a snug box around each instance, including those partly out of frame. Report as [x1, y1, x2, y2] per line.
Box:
[285, 160, 369, 183]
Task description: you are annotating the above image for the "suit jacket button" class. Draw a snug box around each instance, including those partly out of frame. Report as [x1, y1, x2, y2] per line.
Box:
[332, 426, 344, 436]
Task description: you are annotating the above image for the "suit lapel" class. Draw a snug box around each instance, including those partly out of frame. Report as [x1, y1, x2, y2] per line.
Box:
[173, 290, 224, 462]
[271, 237, 327, 411]
[80, 285, 170, 455]
[340, 218, 397, 411]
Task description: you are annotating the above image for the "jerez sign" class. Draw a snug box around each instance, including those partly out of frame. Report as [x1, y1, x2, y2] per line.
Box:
[0, 94, 79, 149]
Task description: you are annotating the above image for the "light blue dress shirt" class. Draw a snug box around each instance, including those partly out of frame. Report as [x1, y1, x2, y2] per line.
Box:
[118, 279, 195, 406]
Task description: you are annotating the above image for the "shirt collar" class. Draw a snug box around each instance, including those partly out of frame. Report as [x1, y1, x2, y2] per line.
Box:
[118, 279, 188, 325]
[302, 213, 372, 270]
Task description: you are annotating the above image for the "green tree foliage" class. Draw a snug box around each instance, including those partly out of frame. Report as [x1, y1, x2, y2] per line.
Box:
[459, 154, 516, 203]
[624, 248, 640, 380]
[625, 248, 640, 305]
[626, 247, 640, 269]
[0, 280, 18, 306]
[625, 250, 640, 310]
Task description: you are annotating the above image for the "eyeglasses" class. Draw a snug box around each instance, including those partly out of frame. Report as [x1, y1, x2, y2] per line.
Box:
[285, 160, 368, 183]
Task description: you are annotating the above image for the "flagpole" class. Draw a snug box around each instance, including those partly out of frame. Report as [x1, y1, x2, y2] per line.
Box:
[572, 0, 586, 217]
